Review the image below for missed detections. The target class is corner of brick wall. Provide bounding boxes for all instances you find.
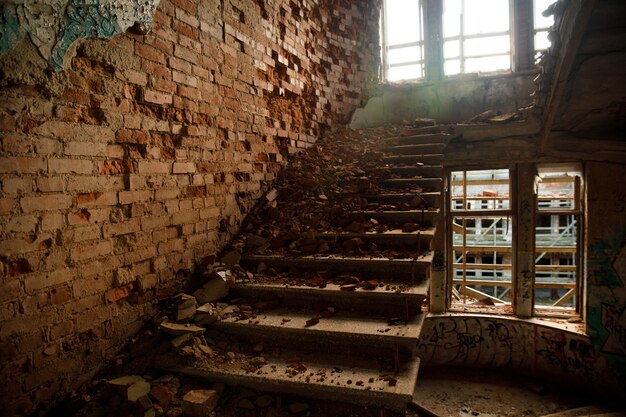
[0,0,381,413]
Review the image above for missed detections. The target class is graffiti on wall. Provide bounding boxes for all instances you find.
[601,303,626,356]
[0,0,160,70]
[419,316,613,389]
[418,316,533,369]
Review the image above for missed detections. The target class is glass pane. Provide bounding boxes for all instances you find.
[535,30,551,51]
[385,0,422,46]
[464,35,510,57]
[451,169,510,211]
[388,46,422,65]
[444,40,460,59]
[445,59,461,76]
[443,0,462,37]
[537,166,580,211]
[464,0,509,35]
[465,55,511,73]
[534,0,556,30]
[452,215,513,306]
[535,214,577,309]
[388,64,423,81]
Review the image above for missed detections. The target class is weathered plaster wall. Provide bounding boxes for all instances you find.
[585,162,626,385]
[350,72,535,128]
[418,314,623,396]
[0,0,381,414]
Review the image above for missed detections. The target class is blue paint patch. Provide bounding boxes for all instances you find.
[49,0,121,70]
[0,4,24,55]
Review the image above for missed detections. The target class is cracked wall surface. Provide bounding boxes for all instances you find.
[0,0,381,414]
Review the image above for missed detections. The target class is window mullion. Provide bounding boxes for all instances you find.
[514,164,535,318]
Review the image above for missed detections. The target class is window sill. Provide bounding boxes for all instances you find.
[381,68,541,88]
[429,310,586,335]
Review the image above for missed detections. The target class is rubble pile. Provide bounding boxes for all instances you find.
[230,126,434,259]
[61,124,434,417]
[62,277,413,417]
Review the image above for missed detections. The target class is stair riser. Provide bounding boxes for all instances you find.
[351,214,436,227]
[395,134,450,145]
[231,286,426,317]
[379,179,442,192]
[241,258,431,280]
[383,155,443,165]
[383,144,446,154]
[363,193,440,207]
[212,324,418,358]
[388,166,443,177]
[317,233,433,249]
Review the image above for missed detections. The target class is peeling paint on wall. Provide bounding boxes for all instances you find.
[0,0,160,71]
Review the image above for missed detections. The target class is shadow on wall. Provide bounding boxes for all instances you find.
[351,73,534,128]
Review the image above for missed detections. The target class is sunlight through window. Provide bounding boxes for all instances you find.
[534,0,556,58]
[443,0,511,76]
[383,0,424,81]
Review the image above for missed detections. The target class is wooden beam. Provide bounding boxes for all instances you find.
[545,134,626,164]
[554,288,576,306]
[538,0,597,152]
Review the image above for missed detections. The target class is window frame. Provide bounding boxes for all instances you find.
[445,163,584,318]
[442,0,512,76]
[381,0,545,83]
[447,166,515,310]
[382,0,426,82]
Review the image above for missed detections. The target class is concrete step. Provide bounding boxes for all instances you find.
[540,406,621,417]
[156,350,420,412]
[382,154,444,165]
[392,133,452,145]
[316,228,435,247]
[399,125,451,136]
[384,165,444,177]
[379,177,442,190]
[231,281,428,317]
[242,254,433,280]
[354,209,440,225]
[362,192,441,207]
[213,307,425,352]
[383,143,446,155]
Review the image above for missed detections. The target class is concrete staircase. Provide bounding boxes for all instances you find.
[159,127,449,412]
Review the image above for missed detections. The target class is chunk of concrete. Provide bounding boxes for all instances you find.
[159,321,205,336]
[194,278,229,304]
[182,389,220,416]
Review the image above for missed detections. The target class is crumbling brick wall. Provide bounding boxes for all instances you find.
[0,0,381,413]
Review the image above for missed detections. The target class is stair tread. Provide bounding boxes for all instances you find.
[357,207,439,212]
[380,177,442,182]
[316,227,436,238]
[215,307,425,343]
[245,252,434,264]
[233,280,429,297]
[383,144,446,153]
[156,349,420,410]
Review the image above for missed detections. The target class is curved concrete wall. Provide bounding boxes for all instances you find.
[418,314,624,397]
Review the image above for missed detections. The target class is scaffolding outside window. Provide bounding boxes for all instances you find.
[448,165,583,317]
[450,169,513,308]
[534,164,582,313]
[382,0,425,81]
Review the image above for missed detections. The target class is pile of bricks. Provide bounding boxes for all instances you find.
[0,0,381,414]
